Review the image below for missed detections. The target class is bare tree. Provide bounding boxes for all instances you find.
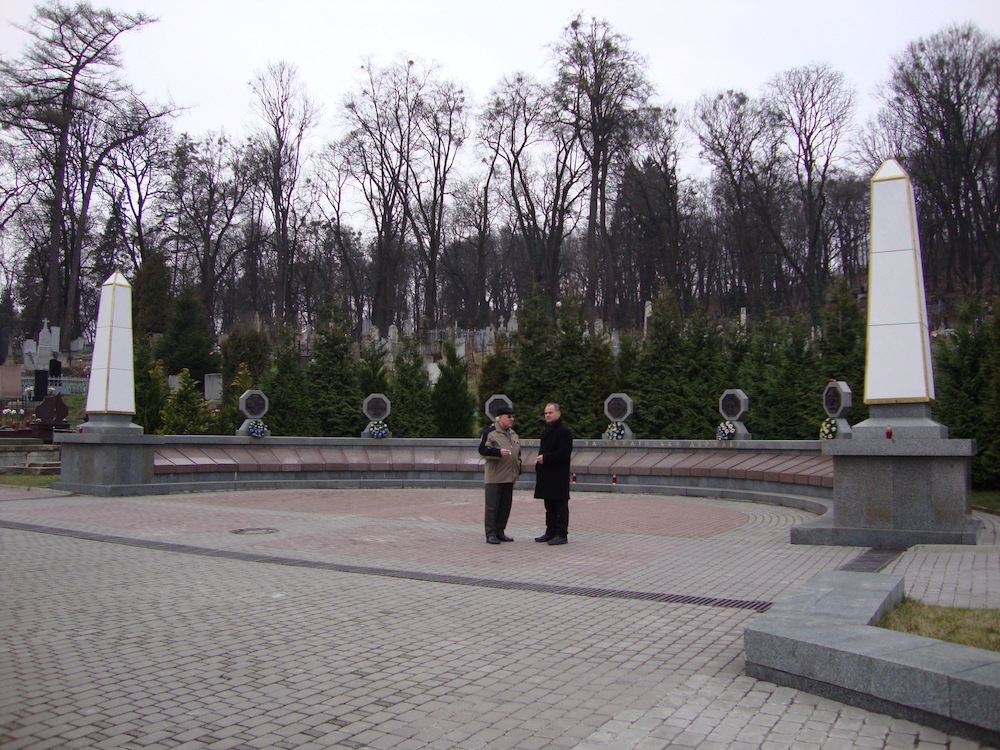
[692,90,791,316]
[877,22,1000,294]
[610,106,696,324]
[403,74,468,327]
[63,99,172,343]
[552,14,653,320]
[442,172,500,327]
[0,1,170,346]
[764,63,857,321]
[480,73,586,308]
[0,137,40,234]
[104,116,174,271]
[315,141,368,328]
[165,133,254,320]
[249,60,319,323]
[339,57,424,333]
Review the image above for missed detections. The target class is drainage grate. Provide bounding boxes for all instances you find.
[838,547,906,573]
[1,520,772,613]
[229,527,279,535]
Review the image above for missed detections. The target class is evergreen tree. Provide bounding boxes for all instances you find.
[158,368,213,435]
[309,311,363,436]
[261,331,319,436]
[133,338,168,434]
[359,337,390,396]
[736,314,823,439]
[612,332,641,395]
[542,298,616,439]
[720,317,751,388]
[933,299,991,485]
[215,326,271,435]
[389,336,433,438]
[631,291,684,438]
[817,279,867,425]
[507,297,558,438]
[548,300,592,435]
[220,325,271,388]
[431,341,475,438]
[154,287,219,386]
[132,250,172,338]
[769,317,823,438]
[215,363,254,435]
[477,333,513,431]
[673,303,726,439]
[978,299,1000,488]
[583,329,617,438]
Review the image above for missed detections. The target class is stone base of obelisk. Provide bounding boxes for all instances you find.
[80,413,144,436]
[53,414,150,495]
[792,406,980,546]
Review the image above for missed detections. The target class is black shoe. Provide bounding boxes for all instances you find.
[497,533,514,542]
[535,534,553,543]
[547,536,567,546]
[486,535,502,544]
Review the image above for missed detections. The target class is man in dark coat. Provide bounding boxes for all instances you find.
[533,403,573,545]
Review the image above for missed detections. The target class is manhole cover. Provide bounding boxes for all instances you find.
[229,527,279,535]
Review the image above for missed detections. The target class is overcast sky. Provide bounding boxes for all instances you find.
[3,0,1000,148]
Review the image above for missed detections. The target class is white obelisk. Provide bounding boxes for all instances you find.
[84,271,142,433]
[855,158,945,438]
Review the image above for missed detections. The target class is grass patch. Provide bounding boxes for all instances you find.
[972,489,1000,514]
[879,598,1000,653]
[0,474,60,488]
[62,394,86,429]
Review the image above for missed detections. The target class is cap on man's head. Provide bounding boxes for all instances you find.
[494,405,515,416]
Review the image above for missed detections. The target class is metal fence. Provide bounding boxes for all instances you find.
[20,376,88,397]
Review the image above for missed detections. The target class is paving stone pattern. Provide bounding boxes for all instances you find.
[1,487,997,749]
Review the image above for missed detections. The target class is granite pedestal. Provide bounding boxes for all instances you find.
[792,405,979,546]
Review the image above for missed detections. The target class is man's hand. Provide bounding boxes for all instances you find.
[536,454,544,464]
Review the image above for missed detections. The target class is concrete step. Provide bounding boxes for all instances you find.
[6,462,60,475]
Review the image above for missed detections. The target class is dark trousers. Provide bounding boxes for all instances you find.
[543,497,569,538]
[485,483,513,537]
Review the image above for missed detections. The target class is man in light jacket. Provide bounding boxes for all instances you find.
[478,405,521,544]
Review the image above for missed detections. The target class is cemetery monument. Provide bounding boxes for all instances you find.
[792,160,978,546]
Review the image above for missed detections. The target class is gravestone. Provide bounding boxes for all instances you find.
[718,389,751,440]
[0,365,20,399]
[21,340,37,371]
[602,393,634,440]
[236,389,270,437]
[361,393,392,438]
[30,321,55,372]
[203,373,223,403]
[32,370,47,402]
[823,380,853,439]
[33,394,70,443]
[484,394,513,421]
[48,353,63,388]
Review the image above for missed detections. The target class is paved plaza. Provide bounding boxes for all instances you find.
[2,485,998,749]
